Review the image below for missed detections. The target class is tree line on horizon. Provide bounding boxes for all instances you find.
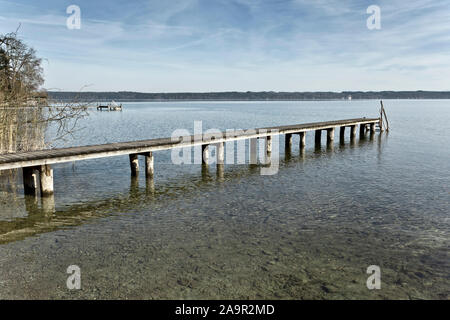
[48,90,450,101]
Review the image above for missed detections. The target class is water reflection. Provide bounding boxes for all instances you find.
[216,164,225,181]
[145,177,155,195]
[0,135,383,245]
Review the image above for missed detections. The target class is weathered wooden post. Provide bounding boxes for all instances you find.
[379,101,385,132]
[266,136,272,154]
[370,123,375,135]
[23,166,38,196]
[350,125,356,140]
[327,128,335,144]
[217,142,225,165]
[39,164,54,197]
[285,134,292,150]
[144,152,154,179]
[339,127,345,143]
[315,130,322,146]
[299,132,305,149]
[217,141,225,178]
[129,154,139,176]
[202,144,209,165]
[250,138,257,164]
[359,123,366,138]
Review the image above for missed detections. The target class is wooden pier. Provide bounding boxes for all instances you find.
[0,117,380,197]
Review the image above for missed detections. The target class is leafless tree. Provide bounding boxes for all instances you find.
[0,27,45,103]
[0,29,90,154]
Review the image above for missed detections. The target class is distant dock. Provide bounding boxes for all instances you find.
[0,117,380,197]
[96,101,122,111]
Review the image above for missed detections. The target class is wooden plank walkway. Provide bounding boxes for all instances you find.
[0,118,378,171]
[0,117,380,197]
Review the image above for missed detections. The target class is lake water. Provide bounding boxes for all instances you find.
[0,100,449,299]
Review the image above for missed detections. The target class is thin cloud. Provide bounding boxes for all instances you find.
[1,0,448,91]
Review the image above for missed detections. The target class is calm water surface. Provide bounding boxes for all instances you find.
[0,100,449,299]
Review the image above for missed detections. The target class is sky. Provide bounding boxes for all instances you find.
[0,0,449,92]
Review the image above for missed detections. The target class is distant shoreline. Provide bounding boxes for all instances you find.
[47,91,450,102]
[49,98,450,103]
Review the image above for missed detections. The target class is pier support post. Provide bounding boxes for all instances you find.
[202,144,209,165]
[315,130,322,146]
[217,143,224,180]
[23,166,38,196]
[144,152,154,179]
[370,123,375,134]
[360,124,366,138]
[327,128,335,144]
[266,136,272,154]
[350,125,356,140]
[39,164,54,197]
[250,138,257,164]
[216,142,224,165]
[285,134,292,151]
[339,127,345,143]
[129,154,139,176]
[299,132,305,149]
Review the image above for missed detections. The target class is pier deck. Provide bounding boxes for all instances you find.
[0,117,380,197]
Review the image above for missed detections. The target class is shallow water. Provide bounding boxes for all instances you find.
[0,100,449,299]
